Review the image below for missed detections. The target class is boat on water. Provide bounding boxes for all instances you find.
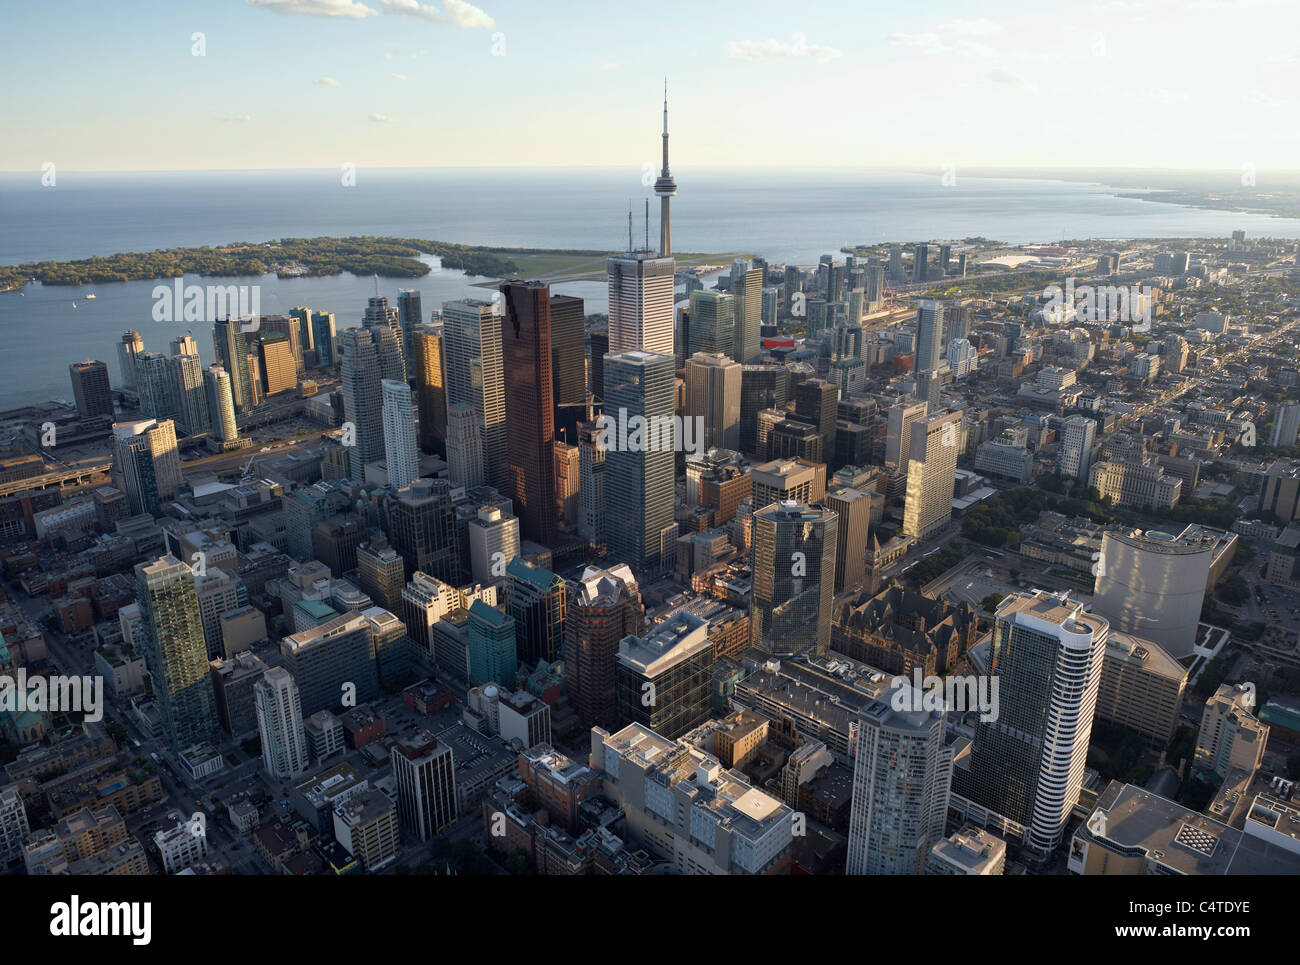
[85,293,96,299]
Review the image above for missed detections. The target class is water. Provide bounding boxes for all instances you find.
[2,167,1298,410]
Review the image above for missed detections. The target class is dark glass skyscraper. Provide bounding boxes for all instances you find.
[69,360,114,419]
[549,294,586,444]
[501,280,557,546]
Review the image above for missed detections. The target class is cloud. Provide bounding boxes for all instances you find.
[727,33,842,65]
[888,21,1000,58]
[986,68,1024,85]
[389,73,408,80]
[377,0,494,28]
[221,114,255,122]
[245,0,377,17]
[944,18,1002,36]
[315,76,343,87]
[369,112,394,122]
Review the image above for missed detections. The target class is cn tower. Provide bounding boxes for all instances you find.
[653,79,677,257]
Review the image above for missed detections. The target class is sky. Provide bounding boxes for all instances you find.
[3,0,1298,172]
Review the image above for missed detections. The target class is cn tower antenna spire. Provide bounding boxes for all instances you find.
[653,78,677,258]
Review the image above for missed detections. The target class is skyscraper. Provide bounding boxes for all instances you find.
[363,293,407,382]
[687,290,734,358]
[732,259,763,364]
[117,330,144,391]
[257,332,297,396]
[653,80,677,257]
[341,327,384,479]
[739,364,791,456]
[446,403,485,489]
[134,352,176,421]
[794,378,838,468]
[279,610,382,716]
[411,321,447,456]
[213,317,255,414]
[607,251,676,357]
[397,289,422,372]
[204,365,238,444]
[914,300,944,408]
[846,697,951,875]
[751,500,837,657]
[392,733,456,840]
[604,351,677,577]
[381,379,419,490]
[467,505,520,586]
[684,352,741,452]
[902,410,963,540]
[381,478,460,584]
[167,354,210,436]
[501,280,557,546]
[1059,415,1097,481]
[69,360,113,420]
[310,310,337,368]
[578,420,606,546]
[467,598,517,687]
[615,610,713,740]
[958,592,1107,866]
[135,555,219,751]
[565,564,643,729]
[827,486,870,592]
[110,418,182,516]
[443,298,508,491]
[504,556,566,667]
[549,294,586,444]
[255,666,308,779]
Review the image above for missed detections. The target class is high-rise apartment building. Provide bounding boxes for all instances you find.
[110,418,182,516]
[381,378,419,489]
[135,555,220,751]
[213,317,256,413]
[846,697,951,875]
[255,666,309,779]
[117,330,144,391]
[341,327,385,479]
[204,365,239,444]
